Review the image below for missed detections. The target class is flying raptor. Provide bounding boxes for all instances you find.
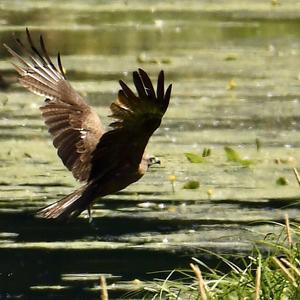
[4,29,172,220]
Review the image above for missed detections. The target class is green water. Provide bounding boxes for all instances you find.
[1,0,300,298]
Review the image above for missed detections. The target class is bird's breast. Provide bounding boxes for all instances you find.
[94,163,144,197]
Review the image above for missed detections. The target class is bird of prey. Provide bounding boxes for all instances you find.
[4,29,172,220]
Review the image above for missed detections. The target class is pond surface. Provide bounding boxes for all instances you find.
[1,0,300,298]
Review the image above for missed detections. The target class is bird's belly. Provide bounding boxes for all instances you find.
[95,171,143,197]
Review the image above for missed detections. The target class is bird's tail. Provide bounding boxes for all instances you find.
[36,184,88,220]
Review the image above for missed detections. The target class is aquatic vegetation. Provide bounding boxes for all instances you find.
[202,148,211,158]
[183,180,200,190]
[224,146,256,167]
[255,138,261,152]
[224,54,238,61]
[139,216,300,300]
[276,176,289,186]
[168,175,177,193]
[2,1,300,299]
[184,152,205,163]
[226,79,237,90]
[184,148,211,163]
[137,52,172,65]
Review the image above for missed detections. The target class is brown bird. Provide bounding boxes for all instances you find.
[4,29,172,220]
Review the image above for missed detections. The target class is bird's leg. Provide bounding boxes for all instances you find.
[88,205,93,223]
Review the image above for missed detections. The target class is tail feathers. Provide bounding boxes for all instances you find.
[36,185,88,220]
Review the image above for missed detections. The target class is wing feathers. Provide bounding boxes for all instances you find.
[44,113,70,125]
[48,119,71,134]
[89,68,172,180]
[15,36,60,83]
[110,102,133,119]
[19,77,59,99]
[119,79,139,101]
[156,70,165,102]
[39,34,61,77]
[133,71,148,100]
[5,29,171,185]
[5,29,103,182]
[57,52,67,79]
[138,68,156,99]
[117,90,138,111]
[111,69,172,126]
[53,128,75,148]
[57,131,79,154]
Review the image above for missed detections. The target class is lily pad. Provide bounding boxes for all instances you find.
[184,153,204,163]
[276,177,289,186]
[224,146,241,162]
[224,147,255,167]
[183,180,200,189]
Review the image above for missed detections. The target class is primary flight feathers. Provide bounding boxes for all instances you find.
[4,28,172,219]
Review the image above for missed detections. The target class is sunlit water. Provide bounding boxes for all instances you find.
[1,0,300,298]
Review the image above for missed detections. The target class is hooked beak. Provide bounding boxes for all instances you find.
[148,156,161,167]
[153,157,161,165]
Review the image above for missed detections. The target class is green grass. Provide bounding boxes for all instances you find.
[135,215,300,300]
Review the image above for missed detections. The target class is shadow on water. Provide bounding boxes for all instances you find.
[0,209,262,299]
[0,188,299,298]
[0,212,225,299]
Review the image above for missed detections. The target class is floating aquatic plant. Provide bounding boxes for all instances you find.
[224,146,255,167]
[183,180,200,189]
[185,148,211,163]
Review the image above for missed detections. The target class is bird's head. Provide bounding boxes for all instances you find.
[145,155,161,168]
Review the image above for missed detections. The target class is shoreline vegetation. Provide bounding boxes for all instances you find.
[98,213,300,299]
[97,171,300,299]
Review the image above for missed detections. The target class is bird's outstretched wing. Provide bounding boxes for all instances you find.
[4,29,104,182]
[89,68,172,180]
